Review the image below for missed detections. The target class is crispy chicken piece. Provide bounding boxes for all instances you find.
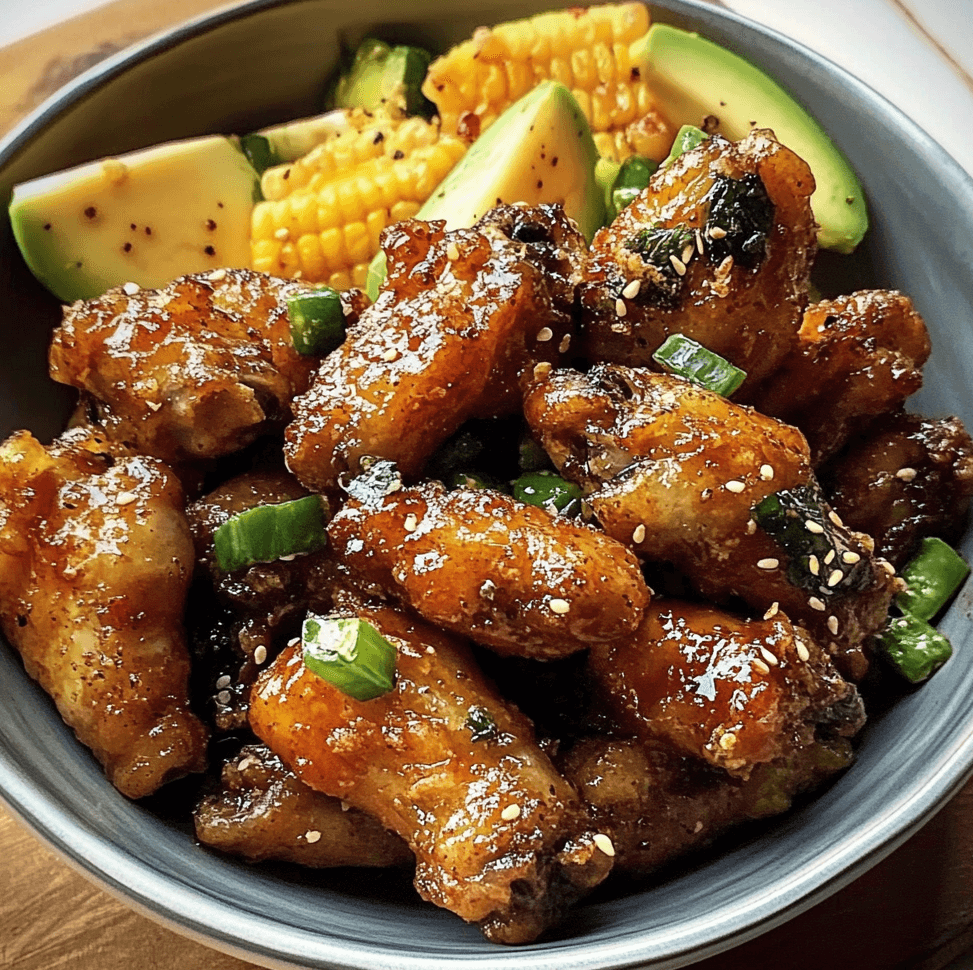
[588,599,864,778]
[749,291,931,465]
[194,743,412,868]
[48,269,366,466]
[186,470,340,730]
[284,210,575,494]
[249,602,613,943]
[579,129,816,391]
[524,366,899,679]
[327,463,650,660]
[824,412,973,567]
[0,428,208,797]
[561,734,854,875]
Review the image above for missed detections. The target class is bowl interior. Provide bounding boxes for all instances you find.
[2,2,973,969]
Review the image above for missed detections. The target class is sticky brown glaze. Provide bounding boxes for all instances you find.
[48,268,365,466]
[283,212,572,494]
[524,365,898,679]
[327,469,650,660]
[579,130,816,391]
[749,291,931,465]
[561,734,854,876]
[186,470,341,730]
[194,743,412,868]
[823,412,973,567]
[0,428,208,797]
[587,599,864,778]
[249,603,613,943]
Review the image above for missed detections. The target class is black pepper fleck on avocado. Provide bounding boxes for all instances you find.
[84,206,97,219]
[205,219,217,231]
[204,245,216,256]
[122,242,132,253]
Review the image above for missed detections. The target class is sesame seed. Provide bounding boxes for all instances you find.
[827,569,844,587]
[340,801,351,812]
[403,513,418,532]
[594,833,615,856]
[62,565,78,579]
[763,602,780,619]
[274,227,290,240]
[382,348,398,362]
[809,596,827,612]
[896,467,918,482]
[759,645,779,666]
[752,658,770,675]
[215,675,232,689]
[829,510,844,527]
[808,555,820,576]
[824,550,836,565]
[709,226,728,239]
[757,558,779,570]
[559,333,571,353]
[254,645,268,665]
[681,243,695,265]
[632,523,646,544]
[622,279,641,299]
[669,254,687,276]
[501,804,521,821]
[217,690,231,705]
[615,298,628,317]
[695,229,705,255]
[237,756,254,771]
[718,732,737,750]
[207,268,227,282]
[533,361,552,380]
[693,820,704,834]
[759,464,774,481]
[842,551,861,564]
[122,281,140,295]
[610,321,629,333]
[288,637,300,648]
[725,479,745,493]
[536,327,554,342]
[746,518,757,535]
[827,615,840,636]
[549,598,571,614]
[116,491,137,506]
[446,242,460,261]
[796,640,810,662]
[879,560,896,575]
[806,520,825,534]
[305,830,322,843]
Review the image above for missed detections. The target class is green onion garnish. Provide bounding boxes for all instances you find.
[652,333,746,396]
[878,612,953,684]
[287,288,346,356]
[512,470,583,516]
[240,133,282,177]
[302,615,397,701]
[896,537,970,621]
[664,124,707,167]
[465,705,499,742]
[213,495,328,572]
[611,155,657,216]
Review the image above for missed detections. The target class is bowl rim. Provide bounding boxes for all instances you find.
[2,2,973,969]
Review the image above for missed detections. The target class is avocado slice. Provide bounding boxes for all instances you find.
[366,80,605,298]
[9,135,259,302]
[241,110,353,174]
[329,38,435,119]
[632,24,868,254]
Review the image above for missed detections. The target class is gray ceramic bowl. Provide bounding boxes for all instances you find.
[2,1,973,968]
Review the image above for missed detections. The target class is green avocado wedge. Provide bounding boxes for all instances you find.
[632,24,868,254]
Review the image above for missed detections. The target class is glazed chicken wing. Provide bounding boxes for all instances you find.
[48,268,363,466]
[327,462,650,660]
[524,365,898,679]
[249,603,613,943]
[579,129,816,390]
[0,428,208,797]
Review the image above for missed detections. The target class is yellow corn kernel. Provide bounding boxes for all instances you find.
[328,269,353,291]
[250,237,282,274]
[365,208,387,252]
[350,264,369,289]
[319,227,346,270]
[344,221,372,265]
[389,200,421,223]
[295,233,326,281]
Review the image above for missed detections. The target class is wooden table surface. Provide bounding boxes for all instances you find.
[3,2,973,968]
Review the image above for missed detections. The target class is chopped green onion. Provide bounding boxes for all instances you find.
[611,155,657,216]
[896,537,970,621]
[652,333,746,397]
[213,495,328,572]
[512,470,583,515]
[518,433,551,473]
[595,156,623,223]
[465,705,499,742]
[447,470,495,491]
[287,288,346,356]
[664,124,707,167]
[302,615,397,700]
[240,133,281,177]
[878,612,953,684]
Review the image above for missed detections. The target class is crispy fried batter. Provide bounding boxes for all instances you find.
[0,428,208,797]
[750,291,931,464]
[579,130,816,390]
[327,465,649,660]
[48,269,360,465]
[194,743,412,868]
[249,602,613,943]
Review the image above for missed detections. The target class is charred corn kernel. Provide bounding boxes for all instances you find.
[424,3,673,162]
[250,108,466,286]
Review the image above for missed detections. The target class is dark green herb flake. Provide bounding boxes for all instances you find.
[704,173,774,269]
[465,706,499,742]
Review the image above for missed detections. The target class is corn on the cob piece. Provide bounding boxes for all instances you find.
[423,3,675,163]
[250,110,466,290]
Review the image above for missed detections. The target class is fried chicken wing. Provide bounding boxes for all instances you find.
[750,291,931,464]
[0,428,208,797]
[284,211,574,494]
[824,412,973,567]
[327,463,650,660]
[249,603,613,943]
[579,130,816,390]
[194,743,412,868]
[524,365,898,678]
[587,599,864,778]
[48,269,364,465]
